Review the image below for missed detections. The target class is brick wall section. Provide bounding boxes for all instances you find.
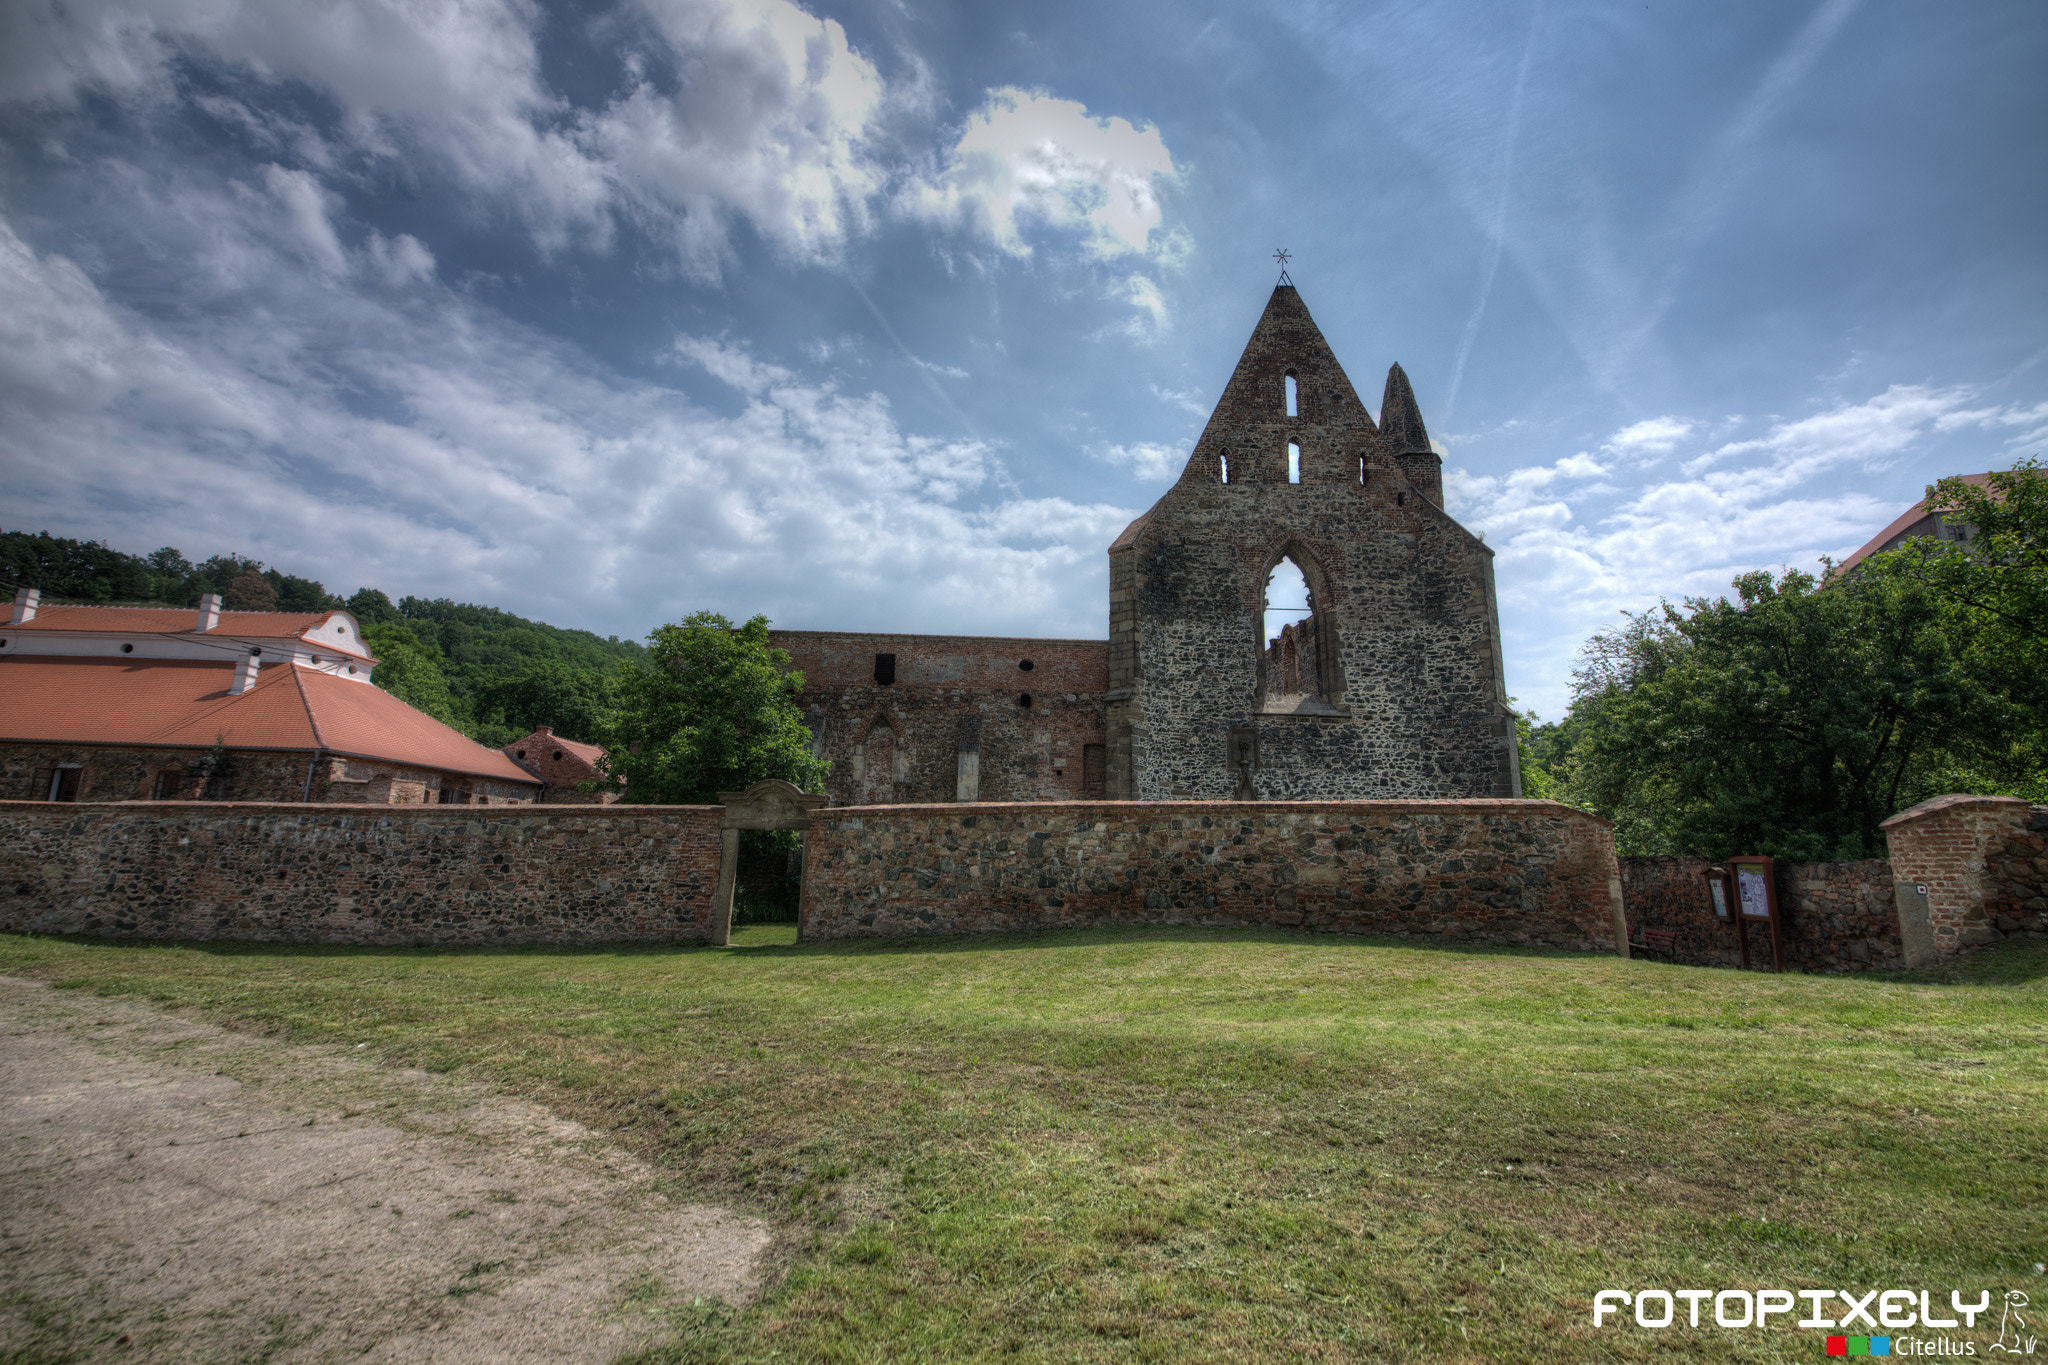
[1106,285,1518,803]
[1619,856,1903,972]
[770,631,1109,805]
[800,799,1621,951]
[0,801,719,945]
[1882,794,2048,953]
[1,743,536,806]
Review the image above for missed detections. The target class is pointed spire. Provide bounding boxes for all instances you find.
[1380,363,1432,455]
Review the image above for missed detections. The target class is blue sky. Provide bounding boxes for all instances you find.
[2,0,2043,719]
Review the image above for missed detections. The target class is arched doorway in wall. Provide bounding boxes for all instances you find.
[1259,550,1345,716]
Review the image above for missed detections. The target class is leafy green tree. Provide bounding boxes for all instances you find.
[600,612,826,804]
[346,587,401,625]
[1566,566,1973,859]
[1853,458,2048,798]
[477,660,618,744]
[361,620,459,727]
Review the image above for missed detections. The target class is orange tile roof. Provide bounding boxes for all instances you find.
[9,604,338,637]
[0,656,538,785]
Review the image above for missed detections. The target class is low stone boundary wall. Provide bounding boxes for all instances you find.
[0,801,723,946]
[1620,856,1902,972]
[799,799,1626,952]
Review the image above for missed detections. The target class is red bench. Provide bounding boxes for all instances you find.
[1629,927,1679,959]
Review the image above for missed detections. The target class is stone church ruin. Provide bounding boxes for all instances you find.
[778,282,1522,806]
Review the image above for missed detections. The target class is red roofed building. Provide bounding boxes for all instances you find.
[1,589,541,804]
[504,726,620,804]
[1834,472,1995,576]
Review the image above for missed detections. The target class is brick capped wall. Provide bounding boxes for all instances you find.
[799,799,1623,951]
[1882,795,2048,954]
[771,631,1109,806]
[1106,285,1519,803]
[1620,856,1903,973]
[0,801,719,945]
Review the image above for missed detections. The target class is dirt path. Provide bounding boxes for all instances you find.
[0,975,771,1362]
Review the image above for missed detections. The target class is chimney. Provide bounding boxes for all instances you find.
[196,593,222,632]
[535,725,553,737]
[231,649,261,695]
[9,587,38,625]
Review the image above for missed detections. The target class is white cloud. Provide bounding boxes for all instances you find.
[0,200,1132,641]
[1100,442,1184,482]
[908,88,1177,260]
[1602,416,1690,456]
[2,0,1183,283]
[1449,388,2040,717]
[590,0,889,277]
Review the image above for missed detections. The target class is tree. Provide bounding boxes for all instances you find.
[600,612,826,804]
[1852,457,2048,798]
[346,587,401,625]
[361,620,459,726]
[476,660,618,744]
[1565,566,1973,859]
[221,567,277,610]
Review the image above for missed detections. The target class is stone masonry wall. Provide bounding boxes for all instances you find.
[1882,794,2048,954]
[771,631,1109,806]
[1107,285,1518,804]
[800,799,1622,951]
[0,801,719,945]
[1620,856,1903,973]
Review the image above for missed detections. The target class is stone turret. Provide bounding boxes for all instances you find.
[1379,362,1443,508]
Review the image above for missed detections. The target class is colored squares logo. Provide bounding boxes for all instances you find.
[1825,1337,1891,1356]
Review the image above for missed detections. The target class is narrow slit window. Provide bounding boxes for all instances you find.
[1287,442,1301,484]
[1219,453,1230,483]
[1284,372,1298,417]
[1359,456,1368,485]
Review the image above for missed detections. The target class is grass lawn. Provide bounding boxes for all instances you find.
[1,926,2043,1363]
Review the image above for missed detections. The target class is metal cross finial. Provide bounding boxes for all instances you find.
[1273,248,1293,285]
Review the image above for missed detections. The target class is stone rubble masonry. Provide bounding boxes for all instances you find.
[799,799,1622,952]
[1107,285,1519,804]
[1619,856,1903,973]
[770,631,1109,806]
[1882,794,2048,953]
[1,743,536,806]
[0,801,720,945]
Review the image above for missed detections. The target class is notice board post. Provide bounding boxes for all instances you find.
[1728,855,1783,972]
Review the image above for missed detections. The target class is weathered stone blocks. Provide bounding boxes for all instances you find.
[800,799,1620,951]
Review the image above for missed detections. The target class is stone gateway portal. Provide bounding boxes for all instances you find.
[776,282,1522,806]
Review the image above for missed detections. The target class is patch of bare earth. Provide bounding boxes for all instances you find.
[0,975,771,1363]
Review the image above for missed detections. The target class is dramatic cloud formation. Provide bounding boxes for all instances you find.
[908,88,1177,260]
[0,0,2039,720]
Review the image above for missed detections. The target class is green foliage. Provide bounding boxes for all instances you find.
[360,621,460,726]
[1563,566,1975,859]
[474,660,620,750]
[0,529,343,611]
[1539,457,2047,856]
[600,612,827,804]
[732,829,803,924]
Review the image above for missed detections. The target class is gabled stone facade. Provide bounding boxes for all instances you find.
[1105,284,1520,800]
